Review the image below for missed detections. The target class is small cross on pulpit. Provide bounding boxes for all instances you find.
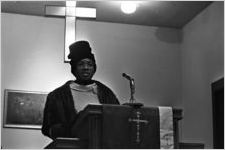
[128,111,149,143]
[163,133,174,148]
[45,1,96,62]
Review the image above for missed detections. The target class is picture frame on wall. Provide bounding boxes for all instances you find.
[3,89,48,129]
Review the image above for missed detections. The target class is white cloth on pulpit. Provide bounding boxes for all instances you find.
[159,106,174,149]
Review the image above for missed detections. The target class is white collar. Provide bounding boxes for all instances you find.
[70,82,97,93]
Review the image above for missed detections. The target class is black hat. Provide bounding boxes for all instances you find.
[68,40,96,64]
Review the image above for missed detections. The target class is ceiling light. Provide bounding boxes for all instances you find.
[121,1,138,14]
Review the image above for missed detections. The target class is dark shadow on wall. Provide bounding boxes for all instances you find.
[155,28,182,44]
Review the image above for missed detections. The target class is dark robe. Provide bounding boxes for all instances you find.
[41,80,120,139]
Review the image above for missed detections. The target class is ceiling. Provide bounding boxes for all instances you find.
[1,1,213,28]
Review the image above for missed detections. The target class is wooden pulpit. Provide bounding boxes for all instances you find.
[45,104,182,149]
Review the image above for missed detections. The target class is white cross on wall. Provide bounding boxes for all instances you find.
[45,1,96,62]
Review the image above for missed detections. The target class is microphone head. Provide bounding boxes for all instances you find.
[122,73,132,80]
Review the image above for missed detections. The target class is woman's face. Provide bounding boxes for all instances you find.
[73,58,95,82]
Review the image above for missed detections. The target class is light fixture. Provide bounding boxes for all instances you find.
[121,1,138,14]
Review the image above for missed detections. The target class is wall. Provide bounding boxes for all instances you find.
[76,21,182,106]
[181,2,224,148]
[1,13,181,148]
[1,13,68,149]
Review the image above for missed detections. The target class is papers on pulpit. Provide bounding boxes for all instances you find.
[159,106,174,149]
[56,137,80,141]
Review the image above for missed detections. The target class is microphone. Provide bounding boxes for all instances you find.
[122,73,133,80]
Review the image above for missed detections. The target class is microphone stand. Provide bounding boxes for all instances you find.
[123,74,143,108]
[130,78,135,103]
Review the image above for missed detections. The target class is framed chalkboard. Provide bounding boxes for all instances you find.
[3,89,48,129]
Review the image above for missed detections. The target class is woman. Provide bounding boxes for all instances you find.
[42,41,119,139]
